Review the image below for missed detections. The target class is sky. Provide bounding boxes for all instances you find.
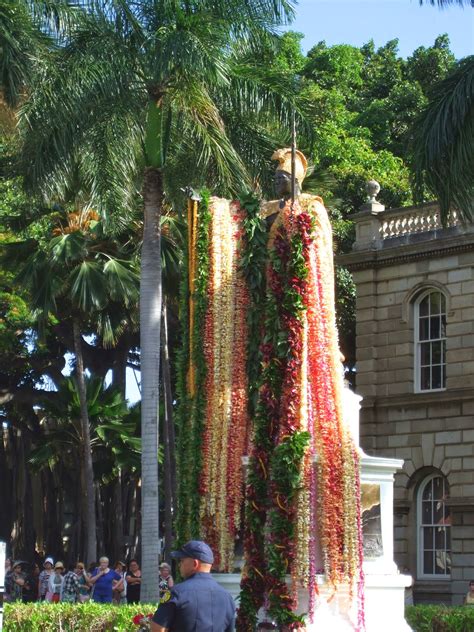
[287,0,473,59]
[125,0,472,405]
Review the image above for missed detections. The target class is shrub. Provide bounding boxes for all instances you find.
[4,602,157,631]
[6,602,474,631]
[406,605,474,632]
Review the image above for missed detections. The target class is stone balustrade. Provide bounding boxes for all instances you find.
[352,200,468,252]
[379,204,459,240]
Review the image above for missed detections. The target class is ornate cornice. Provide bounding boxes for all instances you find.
[338,234,474,271]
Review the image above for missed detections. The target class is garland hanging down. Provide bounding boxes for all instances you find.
[199,198,250,571]
[237,196,364,632]
[176,193,250,571]
[176,190,364,629]
[176,191,212,545]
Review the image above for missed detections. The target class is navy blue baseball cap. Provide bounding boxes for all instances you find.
[170,540,214,564]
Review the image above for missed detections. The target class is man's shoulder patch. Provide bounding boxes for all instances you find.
[160,590,171,604]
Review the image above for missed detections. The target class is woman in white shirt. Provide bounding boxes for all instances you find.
[46,562,64,602]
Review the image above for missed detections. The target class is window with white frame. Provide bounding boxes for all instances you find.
[414,290,446,392]
[417,474,451,578]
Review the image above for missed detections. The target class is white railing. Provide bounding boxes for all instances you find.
[379,205,459,240]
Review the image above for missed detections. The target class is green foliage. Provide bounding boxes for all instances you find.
[4,602,156,631]
[175,189,211,544]
[406,605,474,632]
[298,34,458,215]
[335,266,356,368]
[407,35,456,96]
[2,208,140,346]
[305,42,364,94]
[270,31,306,74]
[238,191,268,415]
[29,377,142,477]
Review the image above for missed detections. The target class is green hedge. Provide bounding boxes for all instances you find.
[5,603,474,631]
[406,605,474,632]
[4,602,157,631]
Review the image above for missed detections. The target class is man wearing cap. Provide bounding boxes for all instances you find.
[151,540,235,632]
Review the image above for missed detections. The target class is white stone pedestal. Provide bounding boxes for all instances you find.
[364,573,412,632]
[214,572,412,631]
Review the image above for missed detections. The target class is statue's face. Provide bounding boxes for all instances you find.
[274,170,292,198]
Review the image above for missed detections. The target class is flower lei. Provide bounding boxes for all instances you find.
[237,193,274,632]
[176,192,364,629]
[176,193,250,569]
[176,190,212,544]
[199,198,250,570]
[238,199,364,631]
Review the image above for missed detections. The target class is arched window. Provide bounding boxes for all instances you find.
[417,474,451,578]
[414,290,446,392]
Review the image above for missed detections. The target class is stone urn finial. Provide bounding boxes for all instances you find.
[366,179,380,203]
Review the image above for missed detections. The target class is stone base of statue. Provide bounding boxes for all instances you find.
[214,570,411,631]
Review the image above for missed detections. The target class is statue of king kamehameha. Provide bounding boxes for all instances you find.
[177,149,364,632]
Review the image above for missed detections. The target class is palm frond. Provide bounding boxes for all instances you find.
[69,260,108,312]
[412,56,474,222]
[50,232,88,264]
[79,101,144,232]
[419,0,472,6]
[18,13,143,201]
[0,0,48,106]
[103,257,139,306]
[168,82,250,194]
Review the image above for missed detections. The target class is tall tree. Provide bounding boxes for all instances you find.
[18,0,301,601]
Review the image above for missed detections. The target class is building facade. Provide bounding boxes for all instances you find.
[340,195,474,606]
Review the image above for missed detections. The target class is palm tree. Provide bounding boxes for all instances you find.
[3,206,140,564]
[412,55,474,222]
[30,376,142,560]
[18,0,301,602]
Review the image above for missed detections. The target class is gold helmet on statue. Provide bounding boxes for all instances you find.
[271,148,308,185]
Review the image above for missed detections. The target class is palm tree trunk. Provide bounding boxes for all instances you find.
[73,317,97,565]
[112,346,128,562]
[161,299,176,562]
[0,428,12,542]
[140,165,163,603]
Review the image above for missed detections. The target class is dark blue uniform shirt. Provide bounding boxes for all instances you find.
[152,572,235,631]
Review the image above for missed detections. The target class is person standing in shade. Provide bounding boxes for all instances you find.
[89,556,122,604]
[62,563,80,603]
[5,561,26,603]
[75,562,91,603]
[151,541,235,632]
[47,562,64,602]
[125,559,142,604]
[23,563,40,602]
[112,561,127,605]
[38,557,54,601]
[158,562,174,598]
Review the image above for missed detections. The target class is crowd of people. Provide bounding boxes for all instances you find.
[4,556,174,605]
